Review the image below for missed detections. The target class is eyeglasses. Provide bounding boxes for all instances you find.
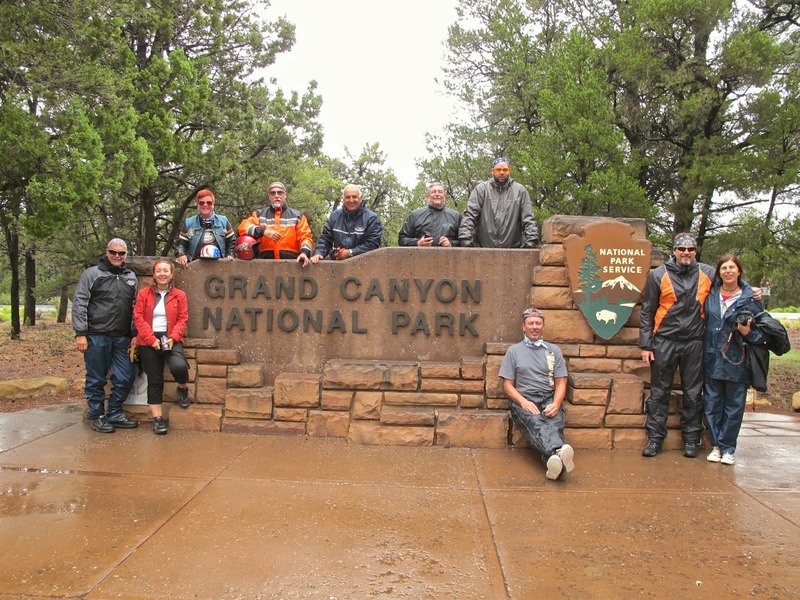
[107,250,127,257]
[675,247,696,253]
[269,190,285,196]
[197,200,213,206]
[492,167,510,174]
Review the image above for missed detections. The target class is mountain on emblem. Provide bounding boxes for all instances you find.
[563,221,651,340]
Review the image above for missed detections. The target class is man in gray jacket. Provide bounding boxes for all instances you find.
[459,157,539,248]
[398,182,461,247]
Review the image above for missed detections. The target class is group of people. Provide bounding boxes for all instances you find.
[639,234,764,466]
[73,239,191,435]
[73,165,765,475]
[174,158,539,266]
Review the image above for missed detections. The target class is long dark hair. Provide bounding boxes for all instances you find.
[715,254,744,288]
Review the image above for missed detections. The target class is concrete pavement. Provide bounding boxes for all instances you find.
[1,405,798,599]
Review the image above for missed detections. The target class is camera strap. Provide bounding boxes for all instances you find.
[721,330,747,366]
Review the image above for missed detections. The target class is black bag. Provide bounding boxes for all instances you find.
[752,311,791,356]
[747,343,770,392]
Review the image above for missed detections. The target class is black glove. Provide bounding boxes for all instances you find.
[252,226,265,238]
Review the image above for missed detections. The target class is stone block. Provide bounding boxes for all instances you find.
[380,406,436,426]
[195,377,227,404]
[184,337,218,349]
[321,390,353,411]
[606,346,643,359]
[274,373,320,408]
[579,345,607,358]
[623,360,650,383]
[605,414,645,428]
[436,411,509,448]
[563,428,613,449]
[510,423,529,448]
[539,243,565,266]
[793,391,800,412]
[353,391,383,419]
[542,216,646,243]
[485,355,504,398]
[386,363,419,390]
[227,364,264,388]
[486,397,510,410]
[530,286,573,310]
[169,405,223,432]
[460,356,485,380]
[606,326,640,345]
[568,388,609,406]
[559,343,581,357]
[565,405,605,427]
[661,433,685,450]
[569,358,622,373]
[183,348,196,359]
[569,373,613,389]
[612,428,648,449]
[542,310,594,343]
[460,394,485,408]
[532,266,569,286]
[307,411,350,437]
[347,421,434,446]
[420,378,484,394]
[222,418,306,435]
[225,387,273,418]
[195,348,241,365]
[421,362,460,378]
[196,364,228,378]
[273,407,308,422]
[383,392,458,407]
[607,375,644,414]
[484,343,511,356]
[323,361,386,389]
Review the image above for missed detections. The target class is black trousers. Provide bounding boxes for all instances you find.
[645,336,704,444]
[138,341,189,405]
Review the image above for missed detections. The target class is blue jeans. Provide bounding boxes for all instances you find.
[509,397,566,461]
[84,335,136,419]
[704,378,748,454]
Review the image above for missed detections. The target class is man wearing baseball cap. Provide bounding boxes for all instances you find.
[500,307,575,481]
[238,182,314,266]
[459,157,539,248]
[639,233,715,458]
[72,238,139,433]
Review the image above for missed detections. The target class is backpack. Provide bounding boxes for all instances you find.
[752,311,791,356]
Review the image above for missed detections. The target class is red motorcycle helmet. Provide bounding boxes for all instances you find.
[235,235,259,260]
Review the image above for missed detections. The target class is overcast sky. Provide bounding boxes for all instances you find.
[263,0,460,187]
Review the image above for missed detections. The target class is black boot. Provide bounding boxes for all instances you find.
[642,440,662,457]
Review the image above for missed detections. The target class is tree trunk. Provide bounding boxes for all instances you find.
[23,246,36,327]
[141,186,157,255]
[3,225,21,339]
[57,284,69,323]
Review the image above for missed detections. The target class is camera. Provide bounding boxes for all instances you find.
[736,311,753,325]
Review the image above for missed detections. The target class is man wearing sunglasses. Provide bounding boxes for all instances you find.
[175,189,236,265]
[639,233,715,459]
[72,238,139,433]
[458,157,539,248]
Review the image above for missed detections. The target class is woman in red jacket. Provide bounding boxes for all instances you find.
[134,258,190,434]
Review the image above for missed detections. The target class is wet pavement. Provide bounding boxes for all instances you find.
[1,405,798,599]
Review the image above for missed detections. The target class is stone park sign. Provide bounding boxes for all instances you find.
[563,221,652,340]
[176,248,538,383]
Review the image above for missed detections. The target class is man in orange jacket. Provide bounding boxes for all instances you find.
[237,182,314,266]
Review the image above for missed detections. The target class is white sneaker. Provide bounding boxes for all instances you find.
[558,444,575,473]
[546,454,564,480]
[720,452,735,465]
[707,446,722,462]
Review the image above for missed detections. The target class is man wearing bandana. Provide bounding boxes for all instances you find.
[500,307,575,481]
[459,157,539,248]
[175,189,236,265]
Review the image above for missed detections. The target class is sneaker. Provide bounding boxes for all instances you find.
[106,414,139,429]
[558,444,575,474]
[545,454,563,480]
[642,440,662,457]
[177,386,190,408]
[153,417,168,435]
[91,416,115,433]
[707,446,722,462]
[683,442,700,458]
[720,452,735,465]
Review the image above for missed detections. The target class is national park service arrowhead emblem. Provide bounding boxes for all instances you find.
[563,221,652,340]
